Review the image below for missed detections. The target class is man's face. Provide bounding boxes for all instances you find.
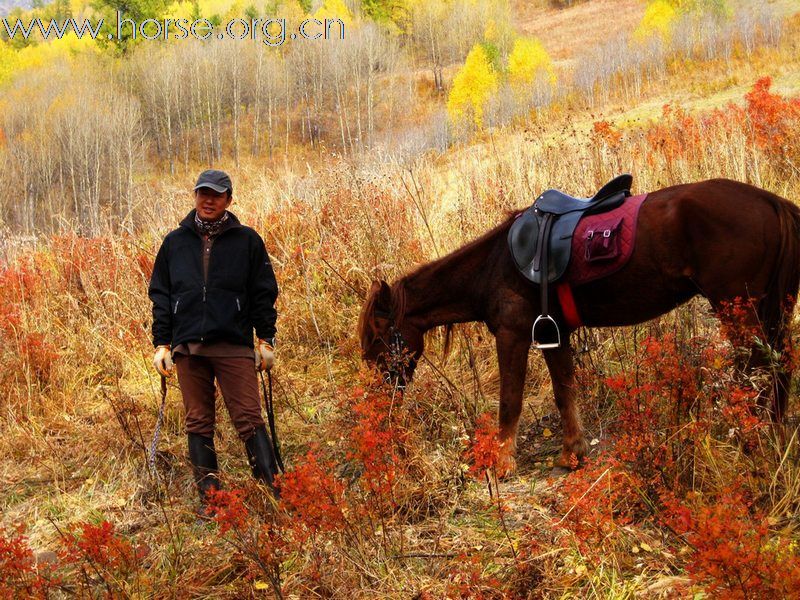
[195,188,232,221]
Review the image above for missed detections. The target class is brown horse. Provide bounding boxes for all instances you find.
[358,179,800,476]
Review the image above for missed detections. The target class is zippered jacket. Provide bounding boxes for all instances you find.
[148,210,279,348]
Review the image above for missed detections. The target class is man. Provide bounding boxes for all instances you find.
[148,169,280,511]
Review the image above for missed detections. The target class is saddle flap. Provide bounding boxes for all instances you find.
[509,175,636,286]
[508,208,580,284]
[508,208,540,275]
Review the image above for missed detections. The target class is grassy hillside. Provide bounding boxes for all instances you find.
[2,0,800,598]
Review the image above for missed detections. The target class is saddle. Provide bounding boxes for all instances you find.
[508,174,633,348]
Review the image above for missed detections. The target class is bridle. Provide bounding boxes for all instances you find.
[373,308,410,389]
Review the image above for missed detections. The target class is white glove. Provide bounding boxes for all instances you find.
[153,345,173,376]
[255,339,275,372]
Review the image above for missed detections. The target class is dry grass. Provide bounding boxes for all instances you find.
[2,2,800,598]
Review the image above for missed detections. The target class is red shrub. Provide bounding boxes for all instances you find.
[345,385,405,495]
[591,119,622,149]
[663,487,800,598]
[556,455,647,553]
[206,489,250,534]
[276,449,346,541]
[465,412,500,480]
[0,527,55,598]
[62,521,137,572]
[745,76,800,161]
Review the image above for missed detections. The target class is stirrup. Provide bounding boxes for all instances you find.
[532,314,561,349]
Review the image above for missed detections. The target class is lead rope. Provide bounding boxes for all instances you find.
[260,370,285,473]
[148,375,168,479]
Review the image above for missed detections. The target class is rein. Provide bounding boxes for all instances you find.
[374,307,409,389]
[148,375,168,479]
[260,370,285,473]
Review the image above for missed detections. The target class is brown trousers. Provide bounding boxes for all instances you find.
[174,354,265,440]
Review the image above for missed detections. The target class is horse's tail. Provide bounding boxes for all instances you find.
[759,193,800,419]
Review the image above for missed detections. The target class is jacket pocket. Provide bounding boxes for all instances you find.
[171,288,203,344]
[204,288,249,344]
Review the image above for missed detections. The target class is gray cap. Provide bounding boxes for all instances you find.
[194,169,233,195]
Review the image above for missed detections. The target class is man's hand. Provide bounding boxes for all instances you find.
[153,345,173,377]
[255,338,275,372]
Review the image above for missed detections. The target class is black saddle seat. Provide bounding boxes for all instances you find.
[535,174,634,214]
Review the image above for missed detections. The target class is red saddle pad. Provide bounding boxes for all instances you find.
[565,193,649,286]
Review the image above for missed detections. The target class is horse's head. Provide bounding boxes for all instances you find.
[358,279,424,388]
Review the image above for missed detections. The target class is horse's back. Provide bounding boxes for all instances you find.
[574,178,798,326]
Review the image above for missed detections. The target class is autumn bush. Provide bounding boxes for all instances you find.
[1,6,800,592]
[535,298,800,597]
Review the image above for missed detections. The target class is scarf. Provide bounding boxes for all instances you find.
[194,210,229,238]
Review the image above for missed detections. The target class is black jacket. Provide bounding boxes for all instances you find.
[148,210,279,348]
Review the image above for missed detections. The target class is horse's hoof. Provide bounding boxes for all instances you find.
[496,453,517,480]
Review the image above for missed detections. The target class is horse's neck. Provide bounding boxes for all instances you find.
[398,230,501,332]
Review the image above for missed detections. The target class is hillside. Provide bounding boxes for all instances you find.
[2,0,800,598]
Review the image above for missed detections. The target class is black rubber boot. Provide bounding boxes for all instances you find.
[244,426,279,499]
[188,433,220,517]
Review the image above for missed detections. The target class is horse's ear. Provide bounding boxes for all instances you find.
[376,280,392,310]
[367,280,382,298]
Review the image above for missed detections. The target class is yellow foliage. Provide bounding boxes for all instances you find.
[483,13,513,50]
[163,0,196,21]
[69,0,91,17]
[507,36,555,91]
[224,0,244,20]
[0,43,20,87]
[279,0,308,22]
[198,0,235,19]
[484,18,497,43]
[313,0,353,26]
[447,44,498,128]
[634,0,677,42]
[1,33,97,87]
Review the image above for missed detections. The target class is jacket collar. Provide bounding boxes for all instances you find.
[179,209,242,237]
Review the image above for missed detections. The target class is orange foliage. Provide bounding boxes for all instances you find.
[547,302,793,595]
[745,76,800,160]
[0,527,57,598]
[592,76,800,175]
[276,449,347,541]
[663,487,800,598]
[465,412,500,480]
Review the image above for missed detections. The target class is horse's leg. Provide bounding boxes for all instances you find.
[542,342,588,468]
[495,328,531,478]
[712,299,785,420]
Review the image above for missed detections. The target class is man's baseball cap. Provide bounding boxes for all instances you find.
[194,169,233,195]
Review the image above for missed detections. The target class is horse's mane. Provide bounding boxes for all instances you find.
[393,212,519,301]
[359,212,519,353]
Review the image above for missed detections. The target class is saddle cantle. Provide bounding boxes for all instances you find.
[507,174,634,348]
